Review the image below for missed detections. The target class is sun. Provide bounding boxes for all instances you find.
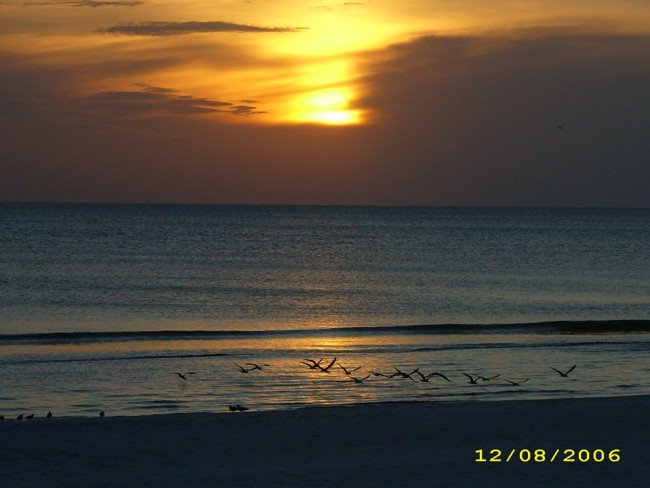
[289,89,362,125]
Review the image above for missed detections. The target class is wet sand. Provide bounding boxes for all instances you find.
[1,395,648,487]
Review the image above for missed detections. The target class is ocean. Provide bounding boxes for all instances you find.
[0,203,648,417]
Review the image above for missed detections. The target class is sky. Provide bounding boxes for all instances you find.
[1,0,649,206]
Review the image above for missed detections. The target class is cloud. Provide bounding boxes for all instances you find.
[99,21,305,36]
[349,27,650,206]
[17,1,144,7]
[80,84,265,117]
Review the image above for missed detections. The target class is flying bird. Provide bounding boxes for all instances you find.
[477,374,500,381]
[350,375,371,384]
[338,363,361,375]
[391,367,416,381]
[503,378,530,386]
[245,363,270,371]
[175,372,196,380]
[369,371,392,378]
[415,371,451,383]
[301,358,325,369]
[462,373,480,384]
[233,362,254,373]
[550,365,576,377]
[316,357,337,373]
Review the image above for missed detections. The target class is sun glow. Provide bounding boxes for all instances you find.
[289,89,362,125]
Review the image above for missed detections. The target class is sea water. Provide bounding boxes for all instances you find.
[0,204,648,417]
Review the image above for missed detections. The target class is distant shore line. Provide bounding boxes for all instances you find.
[1,319,648,345]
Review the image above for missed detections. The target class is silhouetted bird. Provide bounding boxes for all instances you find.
[416,371,451,382]
[369,371,392,378]
[338,363,361,375]
[350,375,371,384]
[233,362,254,373]
[391,367,416,380]
[229,405,249,412]
[550,365,576,377]
[25,414,34,420]
[301,358,325,369]
[462,373,480,384]
[175,372,196,380]
[317,357,337,373]
[46,411,52,419]
[99,411,105,417]
[477,374,500,381]
[503,378,529,386]
[245,363,270,371]
[17,414,23,420]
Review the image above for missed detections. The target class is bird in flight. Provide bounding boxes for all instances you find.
[462,373,481,384]
[300,358,325,369]
[338,363,361,375]
[550,365,576,377]
[477,374,500,381]
[369,371,392,378]
[245,363,270,371]
[415,371,451,383]
[503,378,529,386]
[233,362,256,373]
[350,375,371,384]
[391,367,416,381]
[175,372,196,380]
[316,357,337,373]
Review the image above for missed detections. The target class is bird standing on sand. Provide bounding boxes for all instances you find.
[338,363,361,375]
[25,414,34,420]
[46,411,52,419]
[99,411,105,417]
[175,372,196,380]
[503,378,529,386]
[228,405,249,412]
[17,414,23,420]
[550,365,576,377]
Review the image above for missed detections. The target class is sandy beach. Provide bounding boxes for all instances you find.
[1,395,647,487]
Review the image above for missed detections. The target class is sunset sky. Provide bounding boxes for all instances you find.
[1,0,649,206]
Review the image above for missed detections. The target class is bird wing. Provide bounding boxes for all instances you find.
[462,373,473,380]
[521,378,530,383]
[433,372,451,382]
[566,364,576,374]
[550,367,562,374]
[350,366,361,372]
[324,357,337,371]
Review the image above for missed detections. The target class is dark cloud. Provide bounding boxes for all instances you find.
[1,27,648,207]
[99,21,305,36]
[350,27,650,206]
[80,84,267,117]
[18,1,144,7]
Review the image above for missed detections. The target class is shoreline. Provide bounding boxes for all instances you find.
[2,395,648,487]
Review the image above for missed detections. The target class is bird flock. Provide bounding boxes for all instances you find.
[1,362,577,419]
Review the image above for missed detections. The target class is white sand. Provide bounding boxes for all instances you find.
[1,395,648,487]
